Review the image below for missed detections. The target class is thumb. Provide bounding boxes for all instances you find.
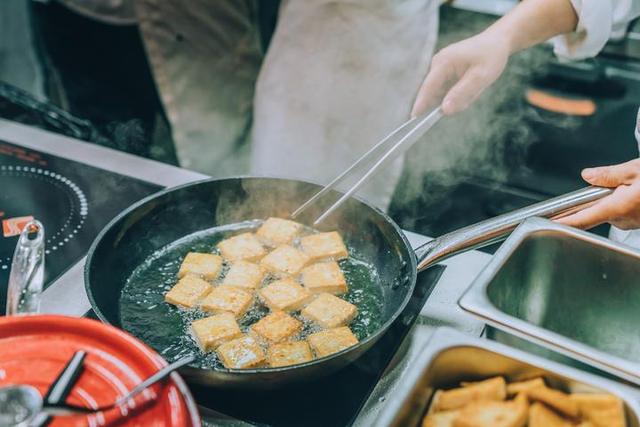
[582,160,638,187]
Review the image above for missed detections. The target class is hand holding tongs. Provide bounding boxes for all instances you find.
[292,106,444,225]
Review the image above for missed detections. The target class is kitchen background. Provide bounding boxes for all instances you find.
[2,0,639,249]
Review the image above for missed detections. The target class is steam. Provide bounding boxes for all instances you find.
[394,9,577,219]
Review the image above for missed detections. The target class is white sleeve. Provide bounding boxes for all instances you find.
[552,0,640,60]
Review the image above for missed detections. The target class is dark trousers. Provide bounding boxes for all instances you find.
[30,1,178,164]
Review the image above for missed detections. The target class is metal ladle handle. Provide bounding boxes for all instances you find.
[415,186,613,271]
[6,220,45,315]
[113,355,195,408]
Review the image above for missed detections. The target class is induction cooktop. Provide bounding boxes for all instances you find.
[0,140,161,312]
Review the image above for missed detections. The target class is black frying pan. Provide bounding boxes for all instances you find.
[84,177,608,389]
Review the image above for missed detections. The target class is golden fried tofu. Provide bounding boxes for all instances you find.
[453,393,528,427]
[258,278,312,312]
[256,217,303,246]
[570,393,625,427]
[200,285,253,317]
[433,377,507,412]
[217,233,267,262]
[221,261,265,290]
[177,252,223,280]
[300,231,349,262]
[528,402,573,427]
[191,313,242,351]
[164,275,212,308]
[301,262,348,295]
[260,245,310,275]
[526,387,579,418]
[301,293,358,328]
[267,341,314,368]
[506,377,545,396]
[422,410,459,427]
[251,311,302,343]
[216,336,266,369]
[307,326,358,358]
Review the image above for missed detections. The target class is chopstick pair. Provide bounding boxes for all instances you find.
[291,106,444,226]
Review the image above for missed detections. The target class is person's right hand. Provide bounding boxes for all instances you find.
[558,159,640,230]
[411,31,511,117]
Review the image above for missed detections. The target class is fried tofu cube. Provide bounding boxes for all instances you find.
[434,377,506,411]
[300,231,348,261]
[526,387,579,418]
[164,276,212,308]
[221,261,265,290]
[191,313,242,351]
[251,311,302,343]
[571,393,625,427]
[256,217,303,246]
[177,252,223,280]
[301,293,357,328]
[216,336,266,369]
[454,393,528,427]
[307,326,358,358]
[258,278,312,312]
[506,377,545,396]
[200,285,253,317]
[267,341,314,368]
[301,262,347,295]
[528,402,573,427]
[422,410,459,427]
[217,233,267,262]
[260,245,310,275]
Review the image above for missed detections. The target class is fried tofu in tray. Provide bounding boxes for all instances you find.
[164,217,363,369]
[423,376,626,427]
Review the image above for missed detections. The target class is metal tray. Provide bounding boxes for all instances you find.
[375,327,640,427]
[459,217,640,384]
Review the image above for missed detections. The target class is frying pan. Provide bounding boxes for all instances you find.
[84,177,610,389]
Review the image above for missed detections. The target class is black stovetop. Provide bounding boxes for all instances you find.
[0,140,161,311]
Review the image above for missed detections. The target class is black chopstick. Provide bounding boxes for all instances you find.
[29,350,87,427]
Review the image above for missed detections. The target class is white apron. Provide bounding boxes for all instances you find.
[251,0,438,209]
[135,0,263,176]
[135,0,438,209]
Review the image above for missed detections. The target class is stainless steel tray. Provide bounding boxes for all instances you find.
[459,217,640,384]
[375,327,640,427]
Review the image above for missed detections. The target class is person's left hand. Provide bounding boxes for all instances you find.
[558,159,640,230]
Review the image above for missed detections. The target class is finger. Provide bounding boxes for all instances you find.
[441,68,490,115]
[411,57,455,118]
[582,160,639,187]
[556,199,616,229]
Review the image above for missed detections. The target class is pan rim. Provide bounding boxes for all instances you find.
[84,175,418,375]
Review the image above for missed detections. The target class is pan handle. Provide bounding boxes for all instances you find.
[414,186,612,272]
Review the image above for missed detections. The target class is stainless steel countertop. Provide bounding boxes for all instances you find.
[0,118,491,426]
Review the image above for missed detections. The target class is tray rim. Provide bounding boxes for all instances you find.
[458,217,640,385]
[374,326,640,427]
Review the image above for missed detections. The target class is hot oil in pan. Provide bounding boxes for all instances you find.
[119,221,384,370]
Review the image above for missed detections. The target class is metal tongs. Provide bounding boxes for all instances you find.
[292,106,444,225]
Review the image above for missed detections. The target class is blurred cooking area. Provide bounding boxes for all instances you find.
[3,0,639,245]
[3,1,640,426]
